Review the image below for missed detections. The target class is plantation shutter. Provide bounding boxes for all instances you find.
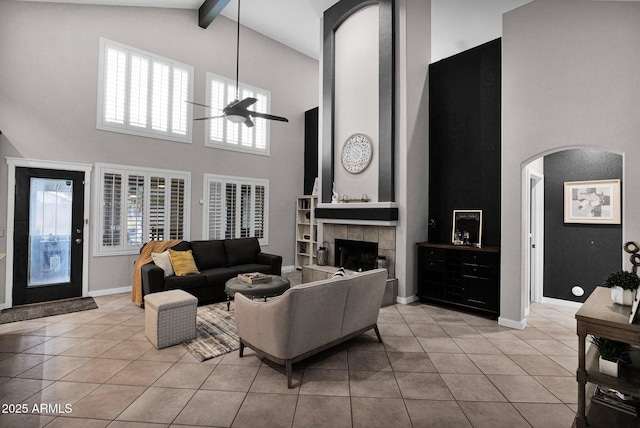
[102,172,122,247]
[254,185,265,239]
[225,183,237,239]
[148,176,166,241]
[169,178,185,240]
[240,184,252,238]
[104,47,127,125]
[207,179,225,240]
[129,54,149,128]
[126,174,145,247]
[151,61,170,132]
[172,67,190,136]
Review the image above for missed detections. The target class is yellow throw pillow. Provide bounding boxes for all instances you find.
[168,249,200,276]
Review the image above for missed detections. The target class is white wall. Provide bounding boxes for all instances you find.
[334,5,380,201]
[431,0,530,62]
[0,2,319,304]
[501,0,640,327]
[395,0,431,301]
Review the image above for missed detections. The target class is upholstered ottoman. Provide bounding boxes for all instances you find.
[144,289,197,349]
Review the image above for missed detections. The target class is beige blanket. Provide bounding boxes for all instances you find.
[131,240,181,306]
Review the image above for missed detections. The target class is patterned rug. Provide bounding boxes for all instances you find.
[184,302,239,361]
[0,297,98,324]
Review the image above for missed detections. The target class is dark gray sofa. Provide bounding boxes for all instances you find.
[140,237,282,305]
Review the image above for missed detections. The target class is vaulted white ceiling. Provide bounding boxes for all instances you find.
[14,0,533,60]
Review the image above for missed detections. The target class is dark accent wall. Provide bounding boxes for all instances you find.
[428,39,501,247]
[543,149,622,302]
[304,107,319,195]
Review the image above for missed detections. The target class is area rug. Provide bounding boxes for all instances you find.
[184,302,239,361]
[0,297,98,324]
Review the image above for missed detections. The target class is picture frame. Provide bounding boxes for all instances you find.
[451,210,482,247]
[564,179,621,224]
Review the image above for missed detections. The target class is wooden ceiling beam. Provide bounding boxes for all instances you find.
[199,0,231,29]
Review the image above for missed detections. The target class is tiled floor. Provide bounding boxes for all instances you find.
[0,271,580,427]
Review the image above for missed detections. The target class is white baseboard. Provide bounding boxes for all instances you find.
[281,265,296,273]
[541,296,583,309]
[498,316,527,330]
[396,295,419,305]
[88,286,132,297]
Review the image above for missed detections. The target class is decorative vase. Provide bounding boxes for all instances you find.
[610,286,637,306]
[376,256,389,278]
[599,356,619,377]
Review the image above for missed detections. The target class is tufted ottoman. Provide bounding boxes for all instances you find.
[144,289,197,349]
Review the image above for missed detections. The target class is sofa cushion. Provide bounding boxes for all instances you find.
[191,240,226,270]
[231,264,273,276]
[151,251,174,277]
[171,241,192,252]
[169,249,201,276]
[224,237,260,267]
[164,273,207,291]
[201,267,242,288]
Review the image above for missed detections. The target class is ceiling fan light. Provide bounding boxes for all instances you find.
[226,114,245,124]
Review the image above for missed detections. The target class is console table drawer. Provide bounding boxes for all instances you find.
[423,259,445,272]
[461,251,493,266]
[423,247,446,261]
[461,264,491,279]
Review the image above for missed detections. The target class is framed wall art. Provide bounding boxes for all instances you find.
[564,179,621,224]
[451,210,482,247]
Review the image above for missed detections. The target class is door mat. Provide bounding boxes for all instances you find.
[0,297,98,324]
[184,302,239,361]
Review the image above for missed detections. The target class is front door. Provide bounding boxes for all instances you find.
[13,167,85,305]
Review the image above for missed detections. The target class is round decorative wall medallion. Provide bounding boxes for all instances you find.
[341,134,372,174]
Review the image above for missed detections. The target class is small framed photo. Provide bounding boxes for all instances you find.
[451,210,482,247]
[564,179,621,224]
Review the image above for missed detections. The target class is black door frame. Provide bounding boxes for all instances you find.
[4,158,92,309]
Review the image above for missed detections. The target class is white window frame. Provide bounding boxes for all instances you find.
[94,163,191,256]
[203,174,269,246]
[97,38,194,144]
[204,72,271,156]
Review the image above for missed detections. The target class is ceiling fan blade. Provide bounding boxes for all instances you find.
[194,115,225,121]
[231,97,257,110]
[244,117,254,127]
[250,112,289,122]
[186,100,213,109]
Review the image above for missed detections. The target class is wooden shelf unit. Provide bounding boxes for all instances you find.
[416,242,500,318]
[575,286,640,427]
[295,195,318,269]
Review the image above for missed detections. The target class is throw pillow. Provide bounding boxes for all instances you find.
[332,267,346,278]
[151,251,175,277]
[168,249,201,276]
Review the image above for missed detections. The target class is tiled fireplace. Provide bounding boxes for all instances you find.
[301,222,398,306]
[322,224,396,278]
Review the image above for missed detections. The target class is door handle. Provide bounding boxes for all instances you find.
[75,238,82,244]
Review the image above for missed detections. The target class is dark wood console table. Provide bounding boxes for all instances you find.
[416,242,500,318]
[575,287,640,427]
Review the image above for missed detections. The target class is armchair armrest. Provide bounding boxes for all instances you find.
[234,293,291,359]
[257,252,282,275]
[140,262,165,298]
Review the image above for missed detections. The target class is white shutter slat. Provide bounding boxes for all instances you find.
[169,178,185,240]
